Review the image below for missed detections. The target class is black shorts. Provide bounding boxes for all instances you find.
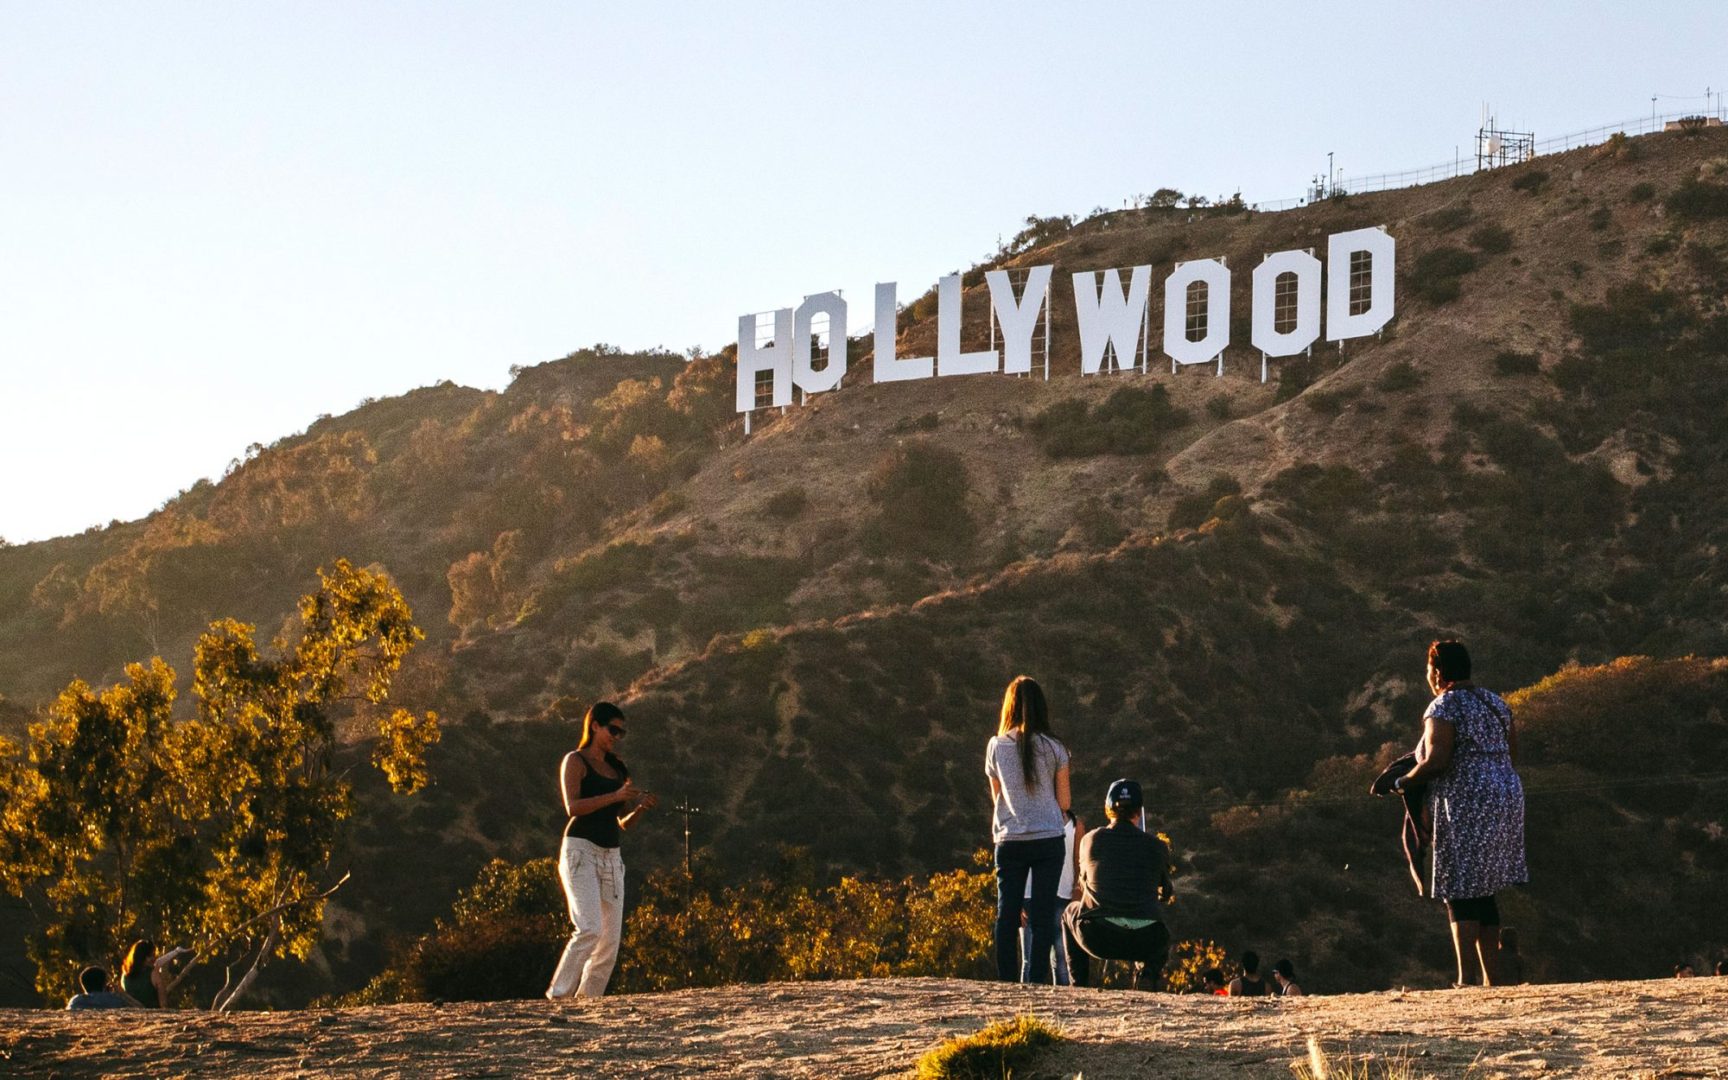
[1444,895,1500,925]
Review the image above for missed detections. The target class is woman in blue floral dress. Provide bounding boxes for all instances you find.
[1392,640,1527,986]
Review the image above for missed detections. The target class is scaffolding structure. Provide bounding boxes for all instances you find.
[987,265,1054,380]
[1475,115,1535,171]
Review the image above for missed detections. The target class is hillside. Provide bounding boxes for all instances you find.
[5,977,1727,1077]
[3,127,1728,1004]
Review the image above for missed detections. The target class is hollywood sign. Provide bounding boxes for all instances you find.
[736,226,1395,415]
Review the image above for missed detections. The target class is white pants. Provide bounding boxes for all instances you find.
[546,837,625,999]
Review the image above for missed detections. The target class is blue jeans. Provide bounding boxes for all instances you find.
[994,835,1065,982]
[1020,906,1072,985]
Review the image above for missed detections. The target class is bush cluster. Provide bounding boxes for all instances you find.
[1467,223,1514,253]
[1028,385,1190,457]
[1406,247,1479,304]
[863,441,976,559]
[1510,168,1550,194]
[1664,178,1728,221]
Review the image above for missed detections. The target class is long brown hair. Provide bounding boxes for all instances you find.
[998,676,1056,787]
[121,939,154,977]
[577,701,624,750]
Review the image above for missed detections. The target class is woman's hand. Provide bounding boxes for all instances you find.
[614,778,639,805]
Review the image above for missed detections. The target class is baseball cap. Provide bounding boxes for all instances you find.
[1106,778,1142,812]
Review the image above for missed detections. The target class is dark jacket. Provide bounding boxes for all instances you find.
[1370,752,1431,897]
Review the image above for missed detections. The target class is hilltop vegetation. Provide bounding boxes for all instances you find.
[3,129,1728,1004]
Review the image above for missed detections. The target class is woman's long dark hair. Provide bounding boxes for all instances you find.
[577,701,628,772]
[121,939,154,977]
[998,676,1056,788]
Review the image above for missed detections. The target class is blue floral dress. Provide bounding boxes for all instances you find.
[1423,687,1528,900]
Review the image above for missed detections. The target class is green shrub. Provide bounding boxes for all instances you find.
[339,858,565,1005]
[762,488,809,519]
[1510,168,1549,194]
[1588,206,1614,231]
[1568,283,1693,355]
[1406,247,1478,304]
[913,1015,1066,1080]
[1205,394,1232,420]
[1664,178,1728,220]
[1305,390,1348,415]
[1492,350,1541,376]
[1467,223,1513,253]
[1627,181,1657,203]
[1028,384,1190,457]
[1166,478,1239,532]
[1167,492,1215,531]
[864,441,976,557]
[1645,233,1678,256]
[1374,361,1423,392]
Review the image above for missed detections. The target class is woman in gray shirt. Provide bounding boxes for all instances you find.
[985,675,1071,982]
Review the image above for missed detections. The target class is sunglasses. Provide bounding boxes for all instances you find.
[605,724,626,739]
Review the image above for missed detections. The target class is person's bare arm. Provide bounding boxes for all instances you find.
[989,775,1002,804]
[619,791,658,830]
[1054,764,1071,814]
[1402,715,1455,785]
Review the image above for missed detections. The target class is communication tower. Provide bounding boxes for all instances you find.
[1476,107,1534,171]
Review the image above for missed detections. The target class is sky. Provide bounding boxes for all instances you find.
[1,1,1723,543]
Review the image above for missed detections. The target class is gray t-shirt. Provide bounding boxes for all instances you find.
[66,991,136,1010]
[985,732,1070,843]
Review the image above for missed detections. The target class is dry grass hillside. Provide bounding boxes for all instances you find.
[4,977,1726,1078]
[3,127,1728,1005]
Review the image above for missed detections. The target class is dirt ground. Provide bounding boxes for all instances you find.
[3,976,1725,1079]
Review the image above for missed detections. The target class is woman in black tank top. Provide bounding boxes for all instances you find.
[546,701,657,999]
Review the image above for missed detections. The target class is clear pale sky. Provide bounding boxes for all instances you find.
[1,2,1722,543]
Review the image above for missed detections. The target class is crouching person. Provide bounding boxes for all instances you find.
[1062,779,1173,990]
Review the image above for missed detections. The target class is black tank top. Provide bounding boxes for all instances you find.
[563,752,629,848]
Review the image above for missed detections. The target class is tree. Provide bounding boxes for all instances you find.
[1148,187,1184,209]
[0,559,440,1008]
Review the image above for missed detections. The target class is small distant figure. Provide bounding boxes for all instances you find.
[1272,958,1304,997]
[1674,961,1697,979]
[120,940,194,1008]
[1227,950,1270,996]
[1061,779,1172,990]
[66,966,141,1010]
[1200,968,1227,996]
[1716,959,1728,976]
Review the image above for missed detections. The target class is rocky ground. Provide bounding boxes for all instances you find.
[3,976,1725,1078]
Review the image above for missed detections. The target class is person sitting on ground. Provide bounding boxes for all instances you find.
[1272,958,1305,997]
[1674,961,1696,978]
[119,940,195,1008]
[1227,950,1270,996]
[1061,779,1173,990]
[66,966,142,1010]
[1200,968,1227,996]
[1716,959,1728,976]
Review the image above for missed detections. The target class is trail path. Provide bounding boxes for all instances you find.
[4,976,1725,1078]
